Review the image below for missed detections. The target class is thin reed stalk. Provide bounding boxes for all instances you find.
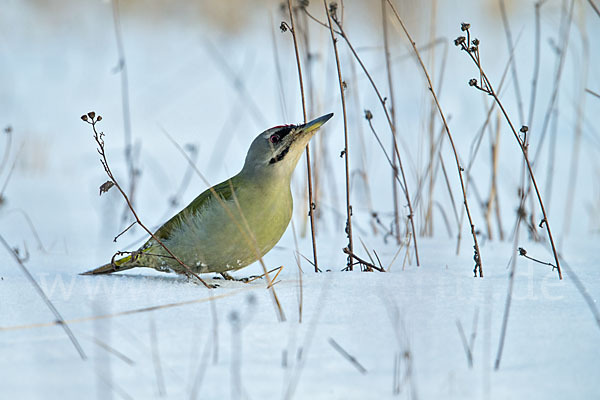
[285,0,319,272]
[0,233,87,359]
[323,1,353,270]
[456,25,562,279]
[381,0,401,244]
[323,8,420,266]
[386,1,482,276]
[111,0,137,225]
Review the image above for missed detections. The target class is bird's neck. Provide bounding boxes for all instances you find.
[239,164,294,192]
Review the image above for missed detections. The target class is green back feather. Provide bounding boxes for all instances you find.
[154,178,236,241]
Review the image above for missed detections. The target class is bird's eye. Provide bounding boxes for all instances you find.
[269,134,281,144]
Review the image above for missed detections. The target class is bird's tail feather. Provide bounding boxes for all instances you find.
[81,254,135,275]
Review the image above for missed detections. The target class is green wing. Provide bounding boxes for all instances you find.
[154,177,237,240]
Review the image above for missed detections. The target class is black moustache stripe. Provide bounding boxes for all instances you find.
[269,144,291,164]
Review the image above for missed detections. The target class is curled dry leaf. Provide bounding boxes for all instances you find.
[99,180,115,196]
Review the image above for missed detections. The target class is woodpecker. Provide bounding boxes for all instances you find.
[82,113,333,277]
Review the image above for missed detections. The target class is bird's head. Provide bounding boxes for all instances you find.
[241,113,333,179]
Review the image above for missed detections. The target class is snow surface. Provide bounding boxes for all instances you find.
[1,238,599,399]
[1,0,600,399]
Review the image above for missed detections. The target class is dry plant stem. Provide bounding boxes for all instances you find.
[438,155,461,233]
[286,0,319,273]
[283,272,331,400]
[587,0,600,18]
[324,0,353,270]
[113,220,136,242]
[457,52,514,249]
[586,88,600,99]
[456,319,473,368]
[386,1,481,276]
[499,0,525,124]
[381,0,401,244]
[528,1,544,127]
[366,119,402,185]
[343,247,384,272]
[0,126,11,175]
[86,119,213,288]
[562,24,589,237]
[167,144,198,209]
[270,13,289,118]
[297,10,323,225]
[1,286,254,332]
[491,115,504,239]
[458,33,562,280]
[533,0,574,164]
[0,233,87,359]
[327,337,367,374]
[189,334,213,399]
[330,15,419,267]
[111,0,137,224]
[495,210,522,370]
[160,127,286,321]
[290,219,303,323]
[424,1,439,237]
[204,41,267,128]
[413,121,446,212]
[518,248,556,268]
[8,208,46,251]
[81,333,134,365]
[558,256,600,330]
[0,143,22,198]
[543,107,559,209]
[149,317,166,396]
[349,59,378,235]
[485,118,501,240]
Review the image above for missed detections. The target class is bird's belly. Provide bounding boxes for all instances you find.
[163,195,291,273]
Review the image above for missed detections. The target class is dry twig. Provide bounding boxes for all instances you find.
[386,2,483,276]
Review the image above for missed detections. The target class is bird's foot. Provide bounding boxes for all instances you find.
[182,272,220,288]
[240,274,263,282]
[217,272,242,281]
[215,270,278,283]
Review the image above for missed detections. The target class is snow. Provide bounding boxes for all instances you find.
[1,237,599,399]
[1,0,600,399]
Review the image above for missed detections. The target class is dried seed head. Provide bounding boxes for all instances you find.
[472,38,480,46]
[469,78,478,87]
[520,125,528,133]
[364,110,373,120]
[329,2,337,16]
[518,247,527,256]
[97,115,102,122]
[279,22,287,32]
[81,114,88,122]
[454,36,466,46]
[461,22,470,31]
[87,111,96,120]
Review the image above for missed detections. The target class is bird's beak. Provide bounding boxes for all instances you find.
[297,113,334,136]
